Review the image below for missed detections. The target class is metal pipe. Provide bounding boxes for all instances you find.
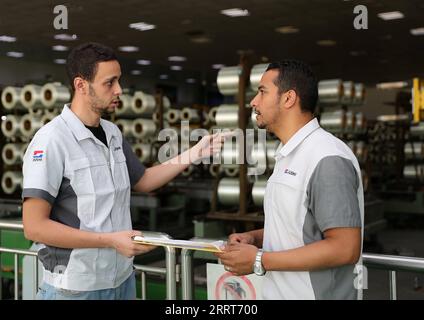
[0,221,24,230]
[14,254,18,300]
[165,246,177,300]
[141,272,146,300]
[34,256,39,299]
[362,253,424,273]
[389,271,397,300]
[181,248,194,300]
[0,247,37,256]
[132,264,166,275]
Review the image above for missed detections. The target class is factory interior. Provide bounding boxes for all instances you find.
[1,0,424,300]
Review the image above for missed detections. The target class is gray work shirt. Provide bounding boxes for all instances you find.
[22,104,145,291]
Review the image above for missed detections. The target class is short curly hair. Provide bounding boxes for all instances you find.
[66,42,117,91]
[266,60,318,113]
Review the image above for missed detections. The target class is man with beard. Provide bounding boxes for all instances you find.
[216,60,364,300]
[22,42,227,299]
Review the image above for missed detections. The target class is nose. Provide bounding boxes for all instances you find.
[250,93,258,108]
[115,82,123,96]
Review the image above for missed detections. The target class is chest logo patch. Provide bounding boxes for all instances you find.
[284,168,297,176]
[32,150,44,161]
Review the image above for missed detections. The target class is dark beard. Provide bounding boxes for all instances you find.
[88,84,115,117]
[100,108,115,116]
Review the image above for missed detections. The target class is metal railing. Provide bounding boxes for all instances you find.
[3,222,424,300]
[0,221,177,300]
[180,237,424,300]
[363,253,424,300]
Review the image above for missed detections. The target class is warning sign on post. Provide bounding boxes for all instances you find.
[207,263,263,300]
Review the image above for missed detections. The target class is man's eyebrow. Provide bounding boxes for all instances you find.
[104,75,119,82]
[257,85,266,90]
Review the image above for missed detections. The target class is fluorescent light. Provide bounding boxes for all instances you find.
[190,36,212,43]
[221,8,250,17]
[377,11,404,20]
[411,27,424,36]
[275,26,299,34]
[168,56,187,62]
[54,59,66,64]
[136,59,151,65]
[52,45,69,51]
[131,70,142,75]
[186,78,196,84]
[317,40,337,46]
[0,35,16,42]
[54,34,78,41]
[129,22,156,31]
[212,64,225,69]
[118,46,139,52]
[7,51,24,58]
[376,81,408,89]
[159,74,169,80]
[170,65,182,71]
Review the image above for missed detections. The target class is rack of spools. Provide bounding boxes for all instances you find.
[1,83,69,197]
[317,79,369,193]
[205,57,278,223]
[113,89,172,168]
[402,78,424,184]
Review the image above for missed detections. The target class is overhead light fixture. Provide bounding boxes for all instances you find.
[129,22,156,31]
[6,51,24,58]
[54,33,78,41]
[170,65,182,71]
[136,59,151,65]
[131,70,142,75]
[159,74,169,80]
[317,40,337,46]
[376,81,408,89]
[186,78,196,84]
[377,11,404,20]
[275,26,299,34]
[54,59,66,64]
[190,36,212,44]
[0,35,16,42]
[168,56,187,62]
[52,45,69,51]
[1,116,6,121]
[118,46,139,52]
[212,64,225,69]
[410,27,424,36]
[221,8,250,17]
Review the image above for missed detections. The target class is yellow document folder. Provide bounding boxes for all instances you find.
[132,236,225,253]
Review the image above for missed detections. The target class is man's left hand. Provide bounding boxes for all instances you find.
[215,243,258,276]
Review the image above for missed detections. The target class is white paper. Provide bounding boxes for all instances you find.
[132,236,225,252]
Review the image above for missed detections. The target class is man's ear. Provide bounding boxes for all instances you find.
[74,77,87,95]
[283,90,297,109]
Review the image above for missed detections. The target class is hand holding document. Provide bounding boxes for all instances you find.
[132,236,225,253]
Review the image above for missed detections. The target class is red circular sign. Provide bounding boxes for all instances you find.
[215,272,256,300]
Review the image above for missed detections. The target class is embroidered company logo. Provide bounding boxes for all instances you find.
[284,168,297,176]
[32,150,44,161]
[114,146,121,152]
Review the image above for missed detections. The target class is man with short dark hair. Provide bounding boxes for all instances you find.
[217,60,364,300]
[22,42,227,299]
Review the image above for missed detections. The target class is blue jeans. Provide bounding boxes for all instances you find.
[36,272,136,300]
